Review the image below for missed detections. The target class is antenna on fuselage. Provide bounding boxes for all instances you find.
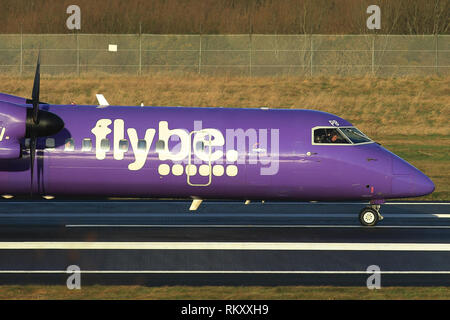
[96,94,109,107]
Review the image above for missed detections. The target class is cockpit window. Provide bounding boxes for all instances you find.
[314,128,350,144]
[313,126,373,145]
[339,127,371,144]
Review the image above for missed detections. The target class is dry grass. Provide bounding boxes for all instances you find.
[0,74,448,200]
[1,74,448,137]
[0,285,449,300]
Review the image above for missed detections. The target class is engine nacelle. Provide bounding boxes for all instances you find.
[0,142,21,159]
[0,101,27,159]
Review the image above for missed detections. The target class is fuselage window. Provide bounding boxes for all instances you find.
[137,139,147,153]
[314,128,350,144]
[155,140,165,152]
[64,138,75,151]
[119,139,129,152]
[339,127,371,144]
[45,138,55,149]
[100,138,110,151]
[196,141,205,152]
[82,138,92,151]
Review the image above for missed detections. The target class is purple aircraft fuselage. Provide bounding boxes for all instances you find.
[0,92,435,201]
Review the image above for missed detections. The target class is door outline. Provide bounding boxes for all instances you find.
[187,130,212,187]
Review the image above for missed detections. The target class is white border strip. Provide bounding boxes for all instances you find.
[0,270,450,274]
[1,242,450,251]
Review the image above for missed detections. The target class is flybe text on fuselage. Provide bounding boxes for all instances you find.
[90,119,280,176]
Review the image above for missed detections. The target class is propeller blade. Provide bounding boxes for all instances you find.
[25,52,65,198]
[29,130,36,197]
[31,53,40,124]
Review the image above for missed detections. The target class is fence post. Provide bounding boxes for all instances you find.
[371,35,375,76]
[249,34,252,77]
[76,32,80,76]
[435,33,439,76]
[198,34,202,74]
[310,35,313,76]
[20,26,23,76]
[139,22,142,76]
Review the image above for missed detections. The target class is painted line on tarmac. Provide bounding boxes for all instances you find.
[2,213,449,219]
[0,242,450,251]
[65,224,450,229]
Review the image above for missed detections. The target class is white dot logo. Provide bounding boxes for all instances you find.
[158,164,170,176]
[213,165,224,177]
[185,164,197,176]
[172,164,184,176]
[157,145,240,184]
[226,165,238,177]
[226,150,238,162]
[225,149,239,177]
[199,164,210,176]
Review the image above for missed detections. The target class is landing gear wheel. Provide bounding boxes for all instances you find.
[359,207,379,226]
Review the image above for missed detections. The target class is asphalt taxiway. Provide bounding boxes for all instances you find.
[0,200,449,286]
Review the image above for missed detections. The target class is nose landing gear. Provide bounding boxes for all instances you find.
[359,204,384,226]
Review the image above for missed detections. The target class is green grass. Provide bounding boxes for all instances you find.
[1,285,450,300]
[384,142,448,161]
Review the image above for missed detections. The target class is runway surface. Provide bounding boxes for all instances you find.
[0,200,449,286]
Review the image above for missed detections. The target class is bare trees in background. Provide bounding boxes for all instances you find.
[0,0,448,34]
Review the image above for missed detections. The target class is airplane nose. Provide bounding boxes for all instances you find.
[415,172,435,196]
[391,156,435,197]
[405,170,435,196]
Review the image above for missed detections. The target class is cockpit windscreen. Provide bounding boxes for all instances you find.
[314,128,350,144]
[339,127,371,144]
[313,127,372,145]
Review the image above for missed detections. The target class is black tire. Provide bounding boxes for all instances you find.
[359,207,379,226]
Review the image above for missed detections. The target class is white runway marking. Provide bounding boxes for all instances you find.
[65,224,450,229]
[3,213,449,218]
[384,203,450,205]
[1,242,450,251]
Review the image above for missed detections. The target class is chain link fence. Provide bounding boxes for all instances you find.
[0,34,448,76]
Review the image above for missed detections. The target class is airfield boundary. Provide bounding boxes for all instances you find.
[0,34,448,77]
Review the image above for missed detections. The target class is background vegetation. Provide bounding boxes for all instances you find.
[0,0,448,34]
[1,285,449,299]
